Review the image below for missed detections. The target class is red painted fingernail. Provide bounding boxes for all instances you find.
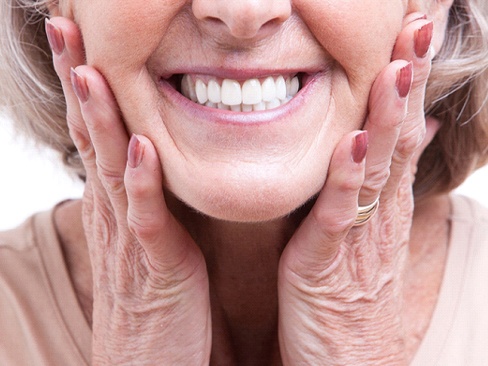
[71,68,89,103]
[396,62,413,99]
[128,134,145,168]
[45,19,65,55]
[414,21,434,58]
[352,131,368,164]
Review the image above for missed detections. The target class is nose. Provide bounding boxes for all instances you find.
[192,0,291,40]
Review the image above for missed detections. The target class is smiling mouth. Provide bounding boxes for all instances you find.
[165,73,304,112]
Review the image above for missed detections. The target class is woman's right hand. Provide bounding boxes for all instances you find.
[46,17,211,365]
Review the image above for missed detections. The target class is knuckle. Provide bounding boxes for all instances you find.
[338,174,363,192]
[67,116,90,148]
[127,213,160,243]
[92,205,118,245]
[126,176,152,200]
[396,124,426,161]
[312,207,354,240]
[365,163,391,193]
[70,132,94,164]
[97,160,126,196]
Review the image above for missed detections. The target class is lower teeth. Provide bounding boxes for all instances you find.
[203,97,293,112]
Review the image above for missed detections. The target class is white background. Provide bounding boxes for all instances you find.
[1,115,487,231]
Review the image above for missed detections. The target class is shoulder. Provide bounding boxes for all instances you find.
[0,207,92,365]
[0,214,37,251]
[450,194,488,225]
[449,194,488,271]
[411,195,488,366]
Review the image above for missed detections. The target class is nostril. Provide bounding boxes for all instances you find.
[192,0,291,40]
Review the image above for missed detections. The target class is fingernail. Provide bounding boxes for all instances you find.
[352,131,368,164]
[71,68,89,103]
[396,62,413,99]
[45,19,65,55]
[414,21,434,58]
[128,134,144,168]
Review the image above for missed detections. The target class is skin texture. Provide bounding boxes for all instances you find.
[57,0,413,221]
[46,0,453,364]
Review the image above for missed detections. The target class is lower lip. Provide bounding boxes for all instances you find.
[158,73,323,126]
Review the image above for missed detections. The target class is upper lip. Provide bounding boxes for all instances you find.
[159,67,320,81]
[151,47,330,82]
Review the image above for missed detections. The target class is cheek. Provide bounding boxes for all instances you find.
[293,0,405,130]
[74,1,186,74]
[296,0,404,94]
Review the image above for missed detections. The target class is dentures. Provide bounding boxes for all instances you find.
[180,74,301,112]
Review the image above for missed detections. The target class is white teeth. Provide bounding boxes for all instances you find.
[266,98,281,110]
[275,76,287,100]
[221,79,242,106]
[242,79,262,105]
[261,76,276,102]
[195,79,208,104]
[242,104,253,112]
[207,79,221,103]
[218,102,230,111]
[253,101,266,111]
[180,74,301,112]
[181,74,198,102]
[290,77,299,96]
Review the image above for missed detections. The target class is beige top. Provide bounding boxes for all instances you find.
[0,195,487,365]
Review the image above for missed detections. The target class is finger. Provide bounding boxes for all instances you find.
[386,18,434,192]
[125,135,204,276]
[71,66,130,217]
[410,116,441,178]
[283,131,367,273]
[45,18,89,150]
[358,60,412,205]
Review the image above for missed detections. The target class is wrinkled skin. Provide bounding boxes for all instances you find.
[46,0,451,364]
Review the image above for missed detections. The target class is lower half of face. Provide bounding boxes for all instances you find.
[78,1,404,222]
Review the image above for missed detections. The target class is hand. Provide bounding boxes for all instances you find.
[278,15,435,365]
[46,17,211,365]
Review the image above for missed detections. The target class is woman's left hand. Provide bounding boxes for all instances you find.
[278,15,435,365]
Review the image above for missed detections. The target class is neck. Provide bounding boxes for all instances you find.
[166,193,310,364]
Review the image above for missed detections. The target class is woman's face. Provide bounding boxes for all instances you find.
[66,0,426,221]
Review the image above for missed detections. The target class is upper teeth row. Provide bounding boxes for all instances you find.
[181,75,300,112]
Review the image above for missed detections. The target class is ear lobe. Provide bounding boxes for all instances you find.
[430,0,455,55]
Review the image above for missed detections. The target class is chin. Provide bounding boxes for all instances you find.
[167,170,324,223]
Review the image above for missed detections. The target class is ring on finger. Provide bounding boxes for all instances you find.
[354,197,380,226]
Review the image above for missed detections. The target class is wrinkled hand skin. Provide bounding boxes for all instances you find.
[278,15,433,366]
[47,17,211,365]
[47,12,433,366]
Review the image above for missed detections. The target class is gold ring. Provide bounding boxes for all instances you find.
[354,197,379,226]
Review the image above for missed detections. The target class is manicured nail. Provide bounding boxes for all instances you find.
[396,62,413,99]
[45,19,65,55]
[414,21,434,58]
[71,68,89,103]
[352,131,368,164]
[128,134,144,168]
